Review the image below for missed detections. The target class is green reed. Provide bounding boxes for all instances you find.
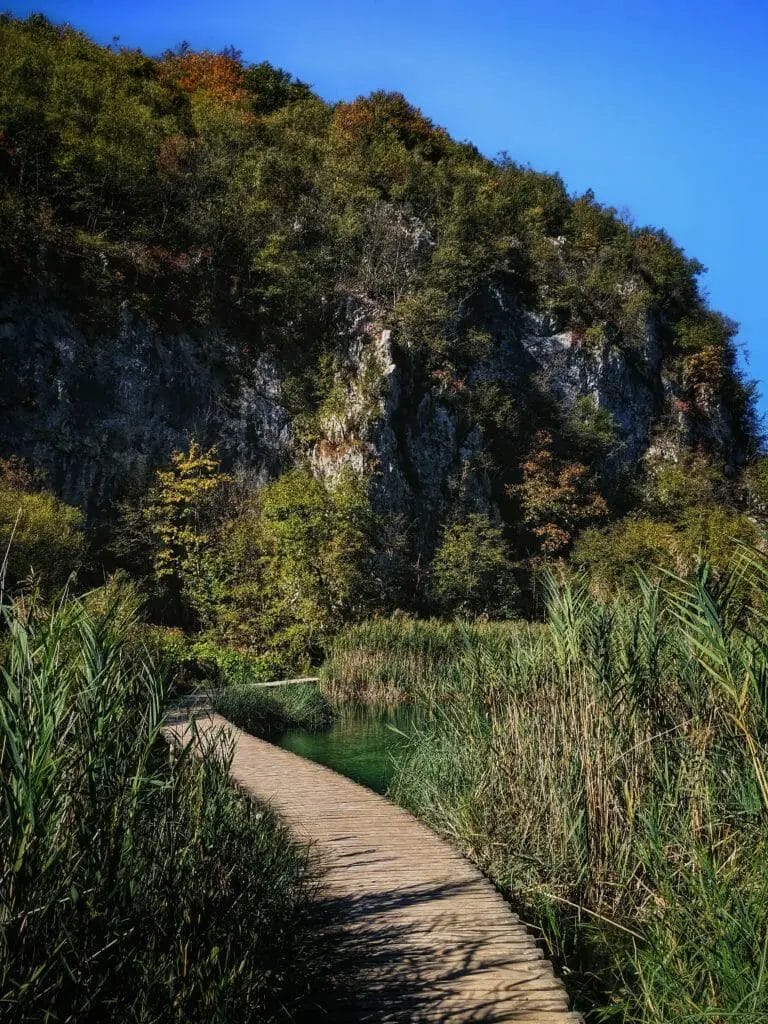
[214,681,334,736]
[0,590,327,1022]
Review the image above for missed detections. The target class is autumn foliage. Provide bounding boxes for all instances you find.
[331,91,446,151]
[157,48,247,105]
[512,431,608,556]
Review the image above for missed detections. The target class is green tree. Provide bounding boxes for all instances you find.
[118,442,230,625]
[0,459,84,595]
[256,468,376,658]
[209,468,378,663]
[572,508,760,593]
[430,513,519,618]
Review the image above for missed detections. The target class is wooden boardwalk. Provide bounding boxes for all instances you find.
[164,707,581,1023]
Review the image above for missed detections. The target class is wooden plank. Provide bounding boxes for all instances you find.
[252,675,320,687]
[164,706,582,1023]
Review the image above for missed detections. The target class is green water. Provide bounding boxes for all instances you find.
[274,703,418,795]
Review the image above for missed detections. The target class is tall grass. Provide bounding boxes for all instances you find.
[332,555,768,1022]
[0,590,327,1022]
[323,615,533,701]
[214,681,334,736]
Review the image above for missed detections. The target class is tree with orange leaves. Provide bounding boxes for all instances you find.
[511,431,608,557]
[157,47,247,105]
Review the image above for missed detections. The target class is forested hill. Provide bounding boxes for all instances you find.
[0,14,761,622]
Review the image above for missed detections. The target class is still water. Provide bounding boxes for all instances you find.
[274,702,419,795]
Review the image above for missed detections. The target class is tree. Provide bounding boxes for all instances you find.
[243,61,310,113]
[431,513,519,618]
[572,508,760,594]
[253,468,376,657]
[512,431,608,557]
[206,468,378,664]
[157,48,247,105]
[118,442,231,625]
[0,459,84,596]
[642,453,722,520]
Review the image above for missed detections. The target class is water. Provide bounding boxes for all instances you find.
[274,702,419,795]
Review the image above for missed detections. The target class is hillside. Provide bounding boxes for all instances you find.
[0,14,763,639]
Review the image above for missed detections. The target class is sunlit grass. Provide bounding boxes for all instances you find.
[322,615,532,701]
[330,553,768,1022]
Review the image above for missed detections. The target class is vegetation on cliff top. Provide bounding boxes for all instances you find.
[0,13,755,438]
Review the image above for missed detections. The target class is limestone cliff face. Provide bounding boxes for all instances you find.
[0,285,740,550]
[0,295,293,516]
[307,284,740,555]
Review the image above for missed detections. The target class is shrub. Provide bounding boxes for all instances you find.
[572,507,760,593]
[572,515,681,590]
[566,396,619,460]
[642,452,723,519]
[215,682,333,736]
[139,625,283,693]
[744,456,768,518]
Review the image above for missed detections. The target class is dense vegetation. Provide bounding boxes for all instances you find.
[2,15,768,1023]
[0,587,330,1021]
[0,457,84,597]
[1,12,753,404]
[1,11,736,350]
[1,13,764,654]
[328,557,768,1022]
[113,442,379,666]
[323,616,531,701]
[215,681,333,736]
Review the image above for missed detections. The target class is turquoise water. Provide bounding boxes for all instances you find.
[274,702,418,795]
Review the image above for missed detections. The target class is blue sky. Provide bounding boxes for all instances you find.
[11,1,768,420]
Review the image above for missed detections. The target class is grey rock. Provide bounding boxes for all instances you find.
[0,295,292,517]
[0,283,741,562]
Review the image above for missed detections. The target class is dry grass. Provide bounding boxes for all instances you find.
[331,555,768,1022]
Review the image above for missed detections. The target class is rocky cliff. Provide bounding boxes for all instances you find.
[1,18,752,566]
[0,294,292,517]
[0,281,743,559]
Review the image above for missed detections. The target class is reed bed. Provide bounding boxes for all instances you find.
[323,615,532,701]
[332,556,768,1022]
[214,681,334,736]
[0,591,327,1022]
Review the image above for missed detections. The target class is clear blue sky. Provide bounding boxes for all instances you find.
[11,0,768,420]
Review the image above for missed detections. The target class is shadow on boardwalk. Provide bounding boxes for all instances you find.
[316,879,573,1023]
[165,708,580,1024]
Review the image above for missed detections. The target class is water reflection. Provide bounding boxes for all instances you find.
[274,702,419,795]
